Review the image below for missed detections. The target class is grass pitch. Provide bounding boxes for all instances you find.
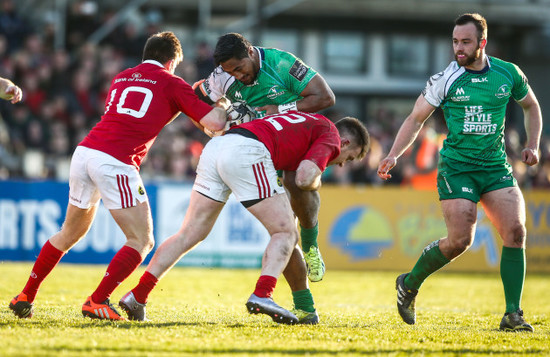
[1,262,548,356]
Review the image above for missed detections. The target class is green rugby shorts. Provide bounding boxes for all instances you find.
[436,157,516,202]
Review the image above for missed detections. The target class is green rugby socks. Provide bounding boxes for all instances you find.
[300,223,319,253]
[405,240,450,290]
[500,246,525,313]
[292,289,315,313]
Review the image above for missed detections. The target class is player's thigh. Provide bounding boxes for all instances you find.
[440,198,477,242]
[109,201,153,242]
[177,190,225,243]
[246,193,296,237]
[51,203,99,251]
[480,186,526,246]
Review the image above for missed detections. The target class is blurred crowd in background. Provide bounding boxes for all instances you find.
[0,0,548,189]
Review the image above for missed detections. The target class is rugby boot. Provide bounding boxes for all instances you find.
[499,309,534,332]
[396,273,418,325]
[291,308,319,325]
[304,246,325,282]
[82,296,125,320]
[246,293,298,325]
[119,291,147,321]
[9,293,34,318]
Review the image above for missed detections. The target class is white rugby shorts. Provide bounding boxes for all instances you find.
[68,146,148,210]
[193,134,285,203]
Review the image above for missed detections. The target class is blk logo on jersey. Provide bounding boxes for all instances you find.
[471,77,488,83]
[462,105,497,135]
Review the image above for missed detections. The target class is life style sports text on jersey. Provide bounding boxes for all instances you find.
[197,47,317,117]
[422,55,529,166]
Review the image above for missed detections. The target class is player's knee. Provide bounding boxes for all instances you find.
[448,235,473,257]
[508,223,526,247]
[130,233,155,252]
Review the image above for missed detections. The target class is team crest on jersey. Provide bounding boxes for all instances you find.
[267,85,285,100]
[495,84,511,99]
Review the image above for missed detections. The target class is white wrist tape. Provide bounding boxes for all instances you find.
[277,101,297,113]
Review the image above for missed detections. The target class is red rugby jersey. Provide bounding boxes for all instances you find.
[233,111,341,171]
[80,60,212,168]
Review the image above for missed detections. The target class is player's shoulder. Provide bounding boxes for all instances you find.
[430,61,464,83]
[260,47,299,66]
[488,56,523,75]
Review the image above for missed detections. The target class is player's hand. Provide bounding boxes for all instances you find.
[2,84,22,104]
[377,156,397,180]
[521,148,539,166]
[255,105,278,115]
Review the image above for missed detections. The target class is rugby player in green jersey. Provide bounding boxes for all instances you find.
[377,13,542,331]
[194,33,336,324]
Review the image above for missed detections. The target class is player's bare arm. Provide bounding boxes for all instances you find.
[295,160,322,191]
[377,94,435,180]
[0,77,22,104]
[198,107,227,134]
[256,74,335,115]
[517,87,543,166]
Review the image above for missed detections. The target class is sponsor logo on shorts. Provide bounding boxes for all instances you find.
[462,187,473,194]
[194,182,210,191]
[277,177,283,187]
[138,186,145,195]
[69,195,82,203]
[499,175,513,182]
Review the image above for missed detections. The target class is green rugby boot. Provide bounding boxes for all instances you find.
[304,246,325,282]
[499,309,534,332]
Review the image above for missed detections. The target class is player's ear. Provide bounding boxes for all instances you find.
[340,137,351,148]
[479,38,487,50]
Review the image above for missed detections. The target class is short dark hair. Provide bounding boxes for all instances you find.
[335,117,370,160]
[142,31,183,65]
[455,13,488,42]
[213,33,251,66]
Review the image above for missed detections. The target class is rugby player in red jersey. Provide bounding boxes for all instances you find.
[9,31,228,320]
[119,112,370,324]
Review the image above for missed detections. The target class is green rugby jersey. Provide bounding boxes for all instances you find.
[423,55,529,166]
[198,47,317,117]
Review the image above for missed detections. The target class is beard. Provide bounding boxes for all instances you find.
[455,46,481,67]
